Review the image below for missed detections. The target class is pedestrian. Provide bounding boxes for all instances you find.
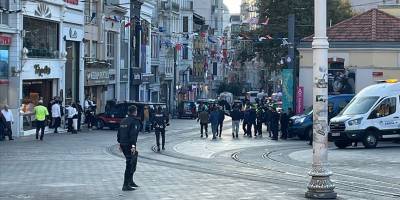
[230,105,242,138]
[270,108,280,140]
[265,106,273,137]
[66,103,77,133]
[34,100,49,140]
[76,101,83,131]
[153,106,168,152]
[280,110,289,140]
[255,105,264,137]
[1,105,14,140]
[247,105,257,137]
[242,106,249,136]
[84,96,95,130]
[217,106,225,137]
[209,106,220,140]
[51,100,61,133]
[197,108,209,138]
[143,106,150,133]
[117,105,140,191]
[0,110,7,141]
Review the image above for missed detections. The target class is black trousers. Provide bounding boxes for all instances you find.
[85,112,93,128]
[247,122,256,136]
[121,145,138,187]
[67,118,73,132]
[77,114,82,130]
[281,125,288,139]
[155,128,165,148]
[217,121,223,136]
[256,121,262,136]
[272,129,279,139]
[200,123,208,136]
[5,121,12,139]
[52,117,61,133]
[242,121,248,135]
[36,121,45,140]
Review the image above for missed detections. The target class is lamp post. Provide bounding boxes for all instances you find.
[305,0,337,199]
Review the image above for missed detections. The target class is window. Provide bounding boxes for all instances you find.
[341,96,380,116]
[0,1,9,25]
[106,32,115,58]
[369,97,397,119]
[84,40,90,57]
[151,34,159,59]
[182,44,188,60]
[0,46,9,79]
[183,16,189,33]
[23,17,59,58]
[92,41,98,59]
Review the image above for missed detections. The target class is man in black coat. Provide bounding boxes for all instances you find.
[217,106,225,137]
[153,106,169,151]
[247,106,257,137]
[76,101,83,131]
[270,108,280,140]
[280,110,289,139]
[117,105,141,191]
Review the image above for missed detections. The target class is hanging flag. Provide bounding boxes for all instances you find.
[261,17,270,26]
[201,32,206,38]
[124,21,132,27]
[176,43,182,51]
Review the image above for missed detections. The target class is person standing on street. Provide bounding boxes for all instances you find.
[34,100,49,140]
[84,97,95,130]
[209,106,220,140]
[230,105,242,138]
[270,108,280,140]
[51,100,61,133]
[242,106,249,135]
[247,105,257,137]
[76,101,83,131]
[1,105,14,140]
[197,108,209,138]
[0,111,7,141]
[117,105,140,191]
[153,106,168,152]
[66,103,77,133]
[280,110,289,139]
[217,106,225,137]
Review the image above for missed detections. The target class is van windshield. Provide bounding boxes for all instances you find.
[340,96,380,115]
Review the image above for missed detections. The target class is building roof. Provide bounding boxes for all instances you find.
[302,9,400,42]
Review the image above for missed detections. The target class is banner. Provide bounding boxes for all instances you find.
[296,86,304,114]
[282,69,294,113]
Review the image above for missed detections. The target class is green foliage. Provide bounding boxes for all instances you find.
[217,82,243,96]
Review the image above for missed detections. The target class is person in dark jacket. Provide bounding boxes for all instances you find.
[280,110,289,139]
[209,106,220,140]
[247,105,257,137]
[242,106,250,135]
[230,105,242,138]
[117,105,140,191]
[255,105,264,137]
[265,107,273,137]
[270,108,280,140]
[153,106,169,152]
[76,101,83,131]
[0,111,7,141]
[197,108,209,138]
[217,106,225,137]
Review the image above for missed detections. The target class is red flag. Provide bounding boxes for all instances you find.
[124,22,132,27]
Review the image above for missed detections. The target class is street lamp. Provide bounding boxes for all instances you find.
[305,0,337,199]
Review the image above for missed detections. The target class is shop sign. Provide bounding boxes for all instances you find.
[63,27,84,41]
[64,0,79,5]
[34,64,51,77]
[86,68,109,86]
[0,35,12,45]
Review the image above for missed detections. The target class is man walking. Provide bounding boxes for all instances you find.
[0,111,6,141]
[247,105,257,137]
[66,103,77,133]
[153,106,169,152]
[280,110,289,140]
[1,105,14,140]
[230,105,242,138]
[34,100,49,140]
[76,101,83,131]
[209,106,220,140]
[270,108,280,140]
[197,108,209,138]
[51,100,61,133]
[117,105,140,191]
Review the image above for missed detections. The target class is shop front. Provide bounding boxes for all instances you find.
[84,66,109,113]
[0,34,11,106]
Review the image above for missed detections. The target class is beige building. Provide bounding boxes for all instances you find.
[298,9,400,108]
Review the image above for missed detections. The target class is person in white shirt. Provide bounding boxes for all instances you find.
[66,104,77,133]
[1,105,14,140]
[51,100,61,133]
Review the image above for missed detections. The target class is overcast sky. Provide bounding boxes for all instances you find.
[224,0,241,14]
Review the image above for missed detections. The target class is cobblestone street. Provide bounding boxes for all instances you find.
[1,119,400,200]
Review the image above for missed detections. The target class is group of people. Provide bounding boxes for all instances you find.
[197,99,295,140]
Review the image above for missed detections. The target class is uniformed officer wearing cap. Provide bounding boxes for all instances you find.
[153,106,169,152]
[117,105,140,191]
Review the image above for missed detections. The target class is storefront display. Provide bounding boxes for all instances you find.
[0,38,10,106]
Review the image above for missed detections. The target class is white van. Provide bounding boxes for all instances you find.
[329,80,400,149]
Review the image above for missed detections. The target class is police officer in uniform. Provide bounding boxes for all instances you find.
[117,105,140,191]
[153,106,169,152]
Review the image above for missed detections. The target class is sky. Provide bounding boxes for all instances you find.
[224,0,241,14]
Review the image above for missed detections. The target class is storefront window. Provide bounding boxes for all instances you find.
[23,17,59,58]
[0,46,9,105]
[106,32,115,58]
[0,1,9,25]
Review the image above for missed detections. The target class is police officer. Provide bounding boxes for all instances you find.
[153,106,169,152]
[117,105,140,191]
[270,108,280,140]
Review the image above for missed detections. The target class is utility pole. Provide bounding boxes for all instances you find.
[288,14,296,111]
[305,0,337,199]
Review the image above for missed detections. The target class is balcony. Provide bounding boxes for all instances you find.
[172,2,180,13]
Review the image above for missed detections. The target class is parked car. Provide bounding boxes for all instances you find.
[178,101,197,119]
[288,94,354,140]
[95,101,167,130]
[329,80,400,149]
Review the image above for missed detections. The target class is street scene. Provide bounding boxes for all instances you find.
[1,0,400,199]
